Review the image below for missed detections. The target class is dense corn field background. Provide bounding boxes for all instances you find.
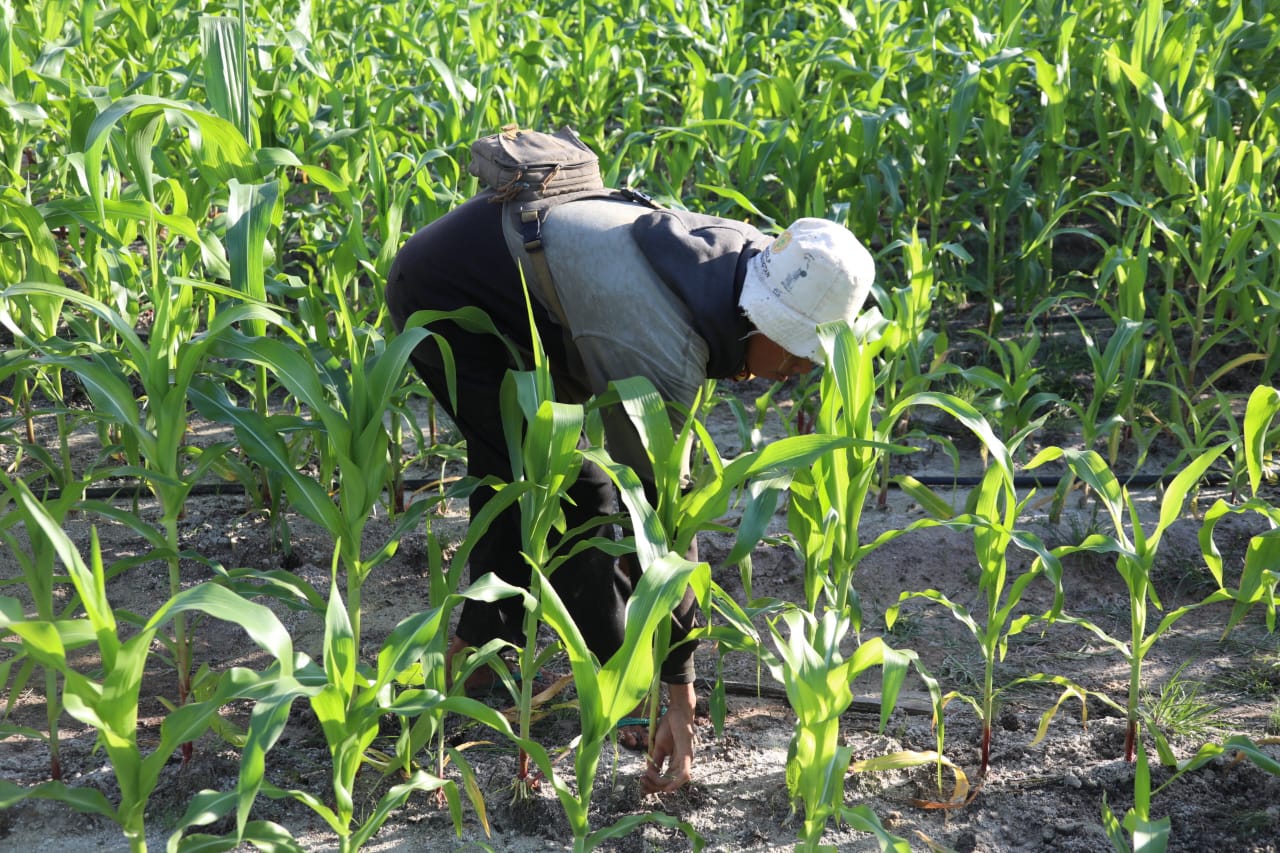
[2,1,1279,851]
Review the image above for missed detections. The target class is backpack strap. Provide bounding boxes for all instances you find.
[518,206,568,325]
[503,188,663,327]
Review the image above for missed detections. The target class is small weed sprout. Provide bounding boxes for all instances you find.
[1141,664,1222,743]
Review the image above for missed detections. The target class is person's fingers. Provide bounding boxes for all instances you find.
[639,700,695,794]
[641,747,692,794]
[641,763,690,794]
[641,768,683,793]
[641,749,669,793]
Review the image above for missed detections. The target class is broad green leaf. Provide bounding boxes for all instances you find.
[225,180,280,339]
[189,384,345,534]
[0,777,116,820]
[1243,386,1280,496]
[82,95,258,219]
[200,15,252,143]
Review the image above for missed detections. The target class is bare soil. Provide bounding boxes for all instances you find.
[2,379,1279,852]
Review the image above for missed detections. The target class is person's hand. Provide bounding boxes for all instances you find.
[641,682,695,794]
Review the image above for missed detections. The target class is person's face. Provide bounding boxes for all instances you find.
[744,334,816,381]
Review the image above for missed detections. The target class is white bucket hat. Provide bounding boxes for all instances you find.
[739,218,875,362]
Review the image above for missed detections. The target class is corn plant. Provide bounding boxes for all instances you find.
[870,234,950,507]
[605,375,852,593]
[164,498,533,853]
[404,287,711,844]
[767,608,911,852]
[596,372,856,746]
[1029,445,1232,762]
[1152,132,1268,398]
[231,578,521,853]
[1072,314,1151,467]
[3,78,284,748]
[1,281,280,761]
[788,320,1013,626]
[186,315,533,851]
[955,5,1045,316]
[538,546,710,852]
[0,478,308,853]
[184,300,490,847]
[0,473,86,781]
[1198,385,1280,635]
[954,320,1061,455]
[489,361,596,800]
[1101,738,1170,853]
[1103,728,1280,853]
[1038,312,1152,523]
[786,323,884,624]
[0,189,65,456]
[194,309,432,633]
[887,463,1067,774]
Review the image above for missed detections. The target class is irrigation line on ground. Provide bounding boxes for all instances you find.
[695,678,935,716]
[30,472,1227,503]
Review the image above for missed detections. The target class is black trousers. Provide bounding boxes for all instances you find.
[385,198,698,682]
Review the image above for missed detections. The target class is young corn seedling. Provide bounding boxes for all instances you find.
[1198,385,1280,635]
[0,474,87,781]
[606,375,853,590]
[887,463,1065,775]
[3,91,276,757]
[189,293,514,842]
[789,319,1014,627]
[955,322,1061,456]
[0,289,88,475]
[409,286,704,841]
[785,321,886,625]
[400,290,705,846]
[1019,308,1151,524]
[191,316,522,850]
[1101,733,1280,853]
[1029,445,1232,762]
[767,608,913,852]
[1156,133,1267,401]
[538,545,709,852]
[194,308,434,637]
[600,373,854,740]
[491,363,595,801]
[3,281,276,761]
[1101,738,1170,853]
[490,306,849,832]
[166,501,529,853]
[0,191,66,459]
[247,575,525,853]
[380,529,510,830]
[1071,314,1150,466]
[1106,676,1280,849]
[0,478,309,853]
[870,235,950,508]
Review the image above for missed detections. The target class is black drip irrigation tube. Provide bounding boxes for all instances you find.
[40,470,1231,504]
[907,472,1231,489]
[39,477,457,503]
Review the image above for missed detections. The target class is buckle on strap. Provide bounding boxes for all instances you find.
[619,186,659,208]
[520,207,545,253]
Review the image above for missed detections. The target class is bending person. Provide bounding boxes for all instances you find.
[386,190,874,794]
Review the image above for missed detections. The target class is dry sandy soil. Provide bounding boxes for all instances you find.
[2,378,1279,852]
